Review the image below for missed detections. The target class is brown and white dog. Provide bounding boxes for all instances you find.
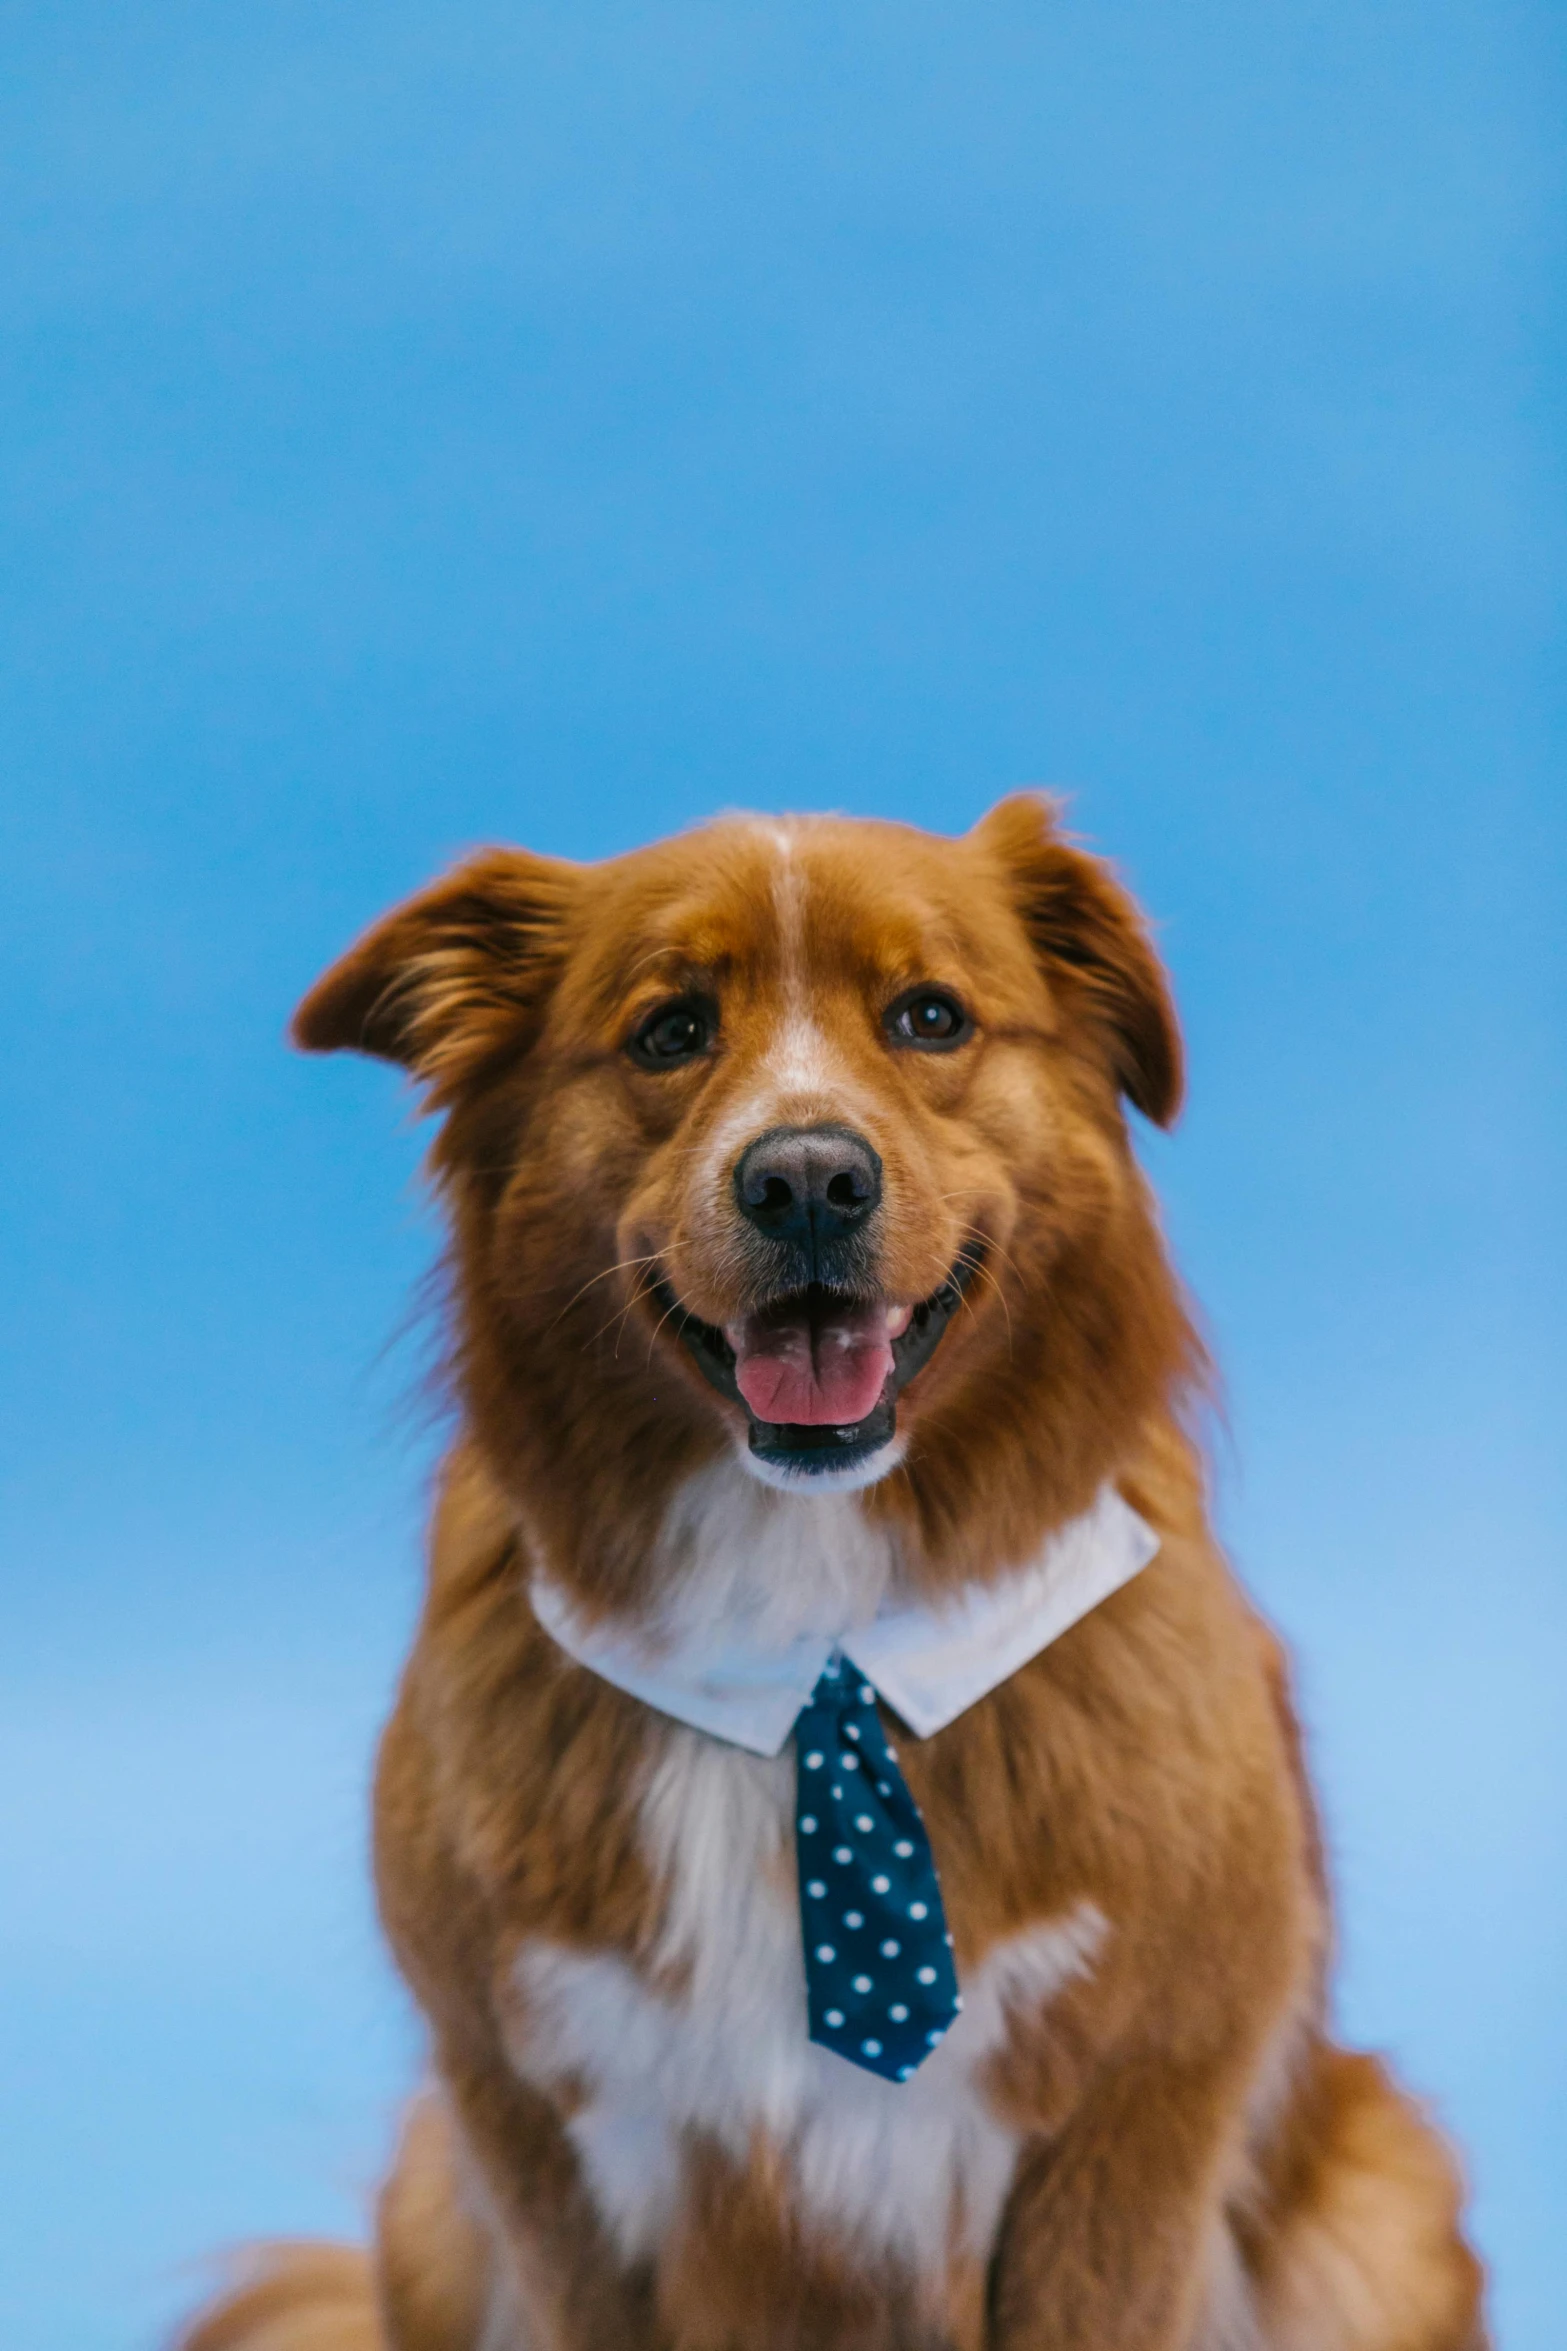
[180,799,1485,2351]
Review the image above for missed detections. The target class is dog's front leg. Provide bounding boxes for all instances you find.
[407,2051,667,2351]
[987,2055,1244,2351]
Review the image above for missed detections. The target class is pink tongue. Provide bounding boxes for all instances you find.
[729,1299,894,1427]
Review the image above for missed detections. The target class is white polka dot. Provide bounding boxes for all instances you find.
[860,1685,875,1703]
[894,1840,914,1857]
[804,1752,823,1769]
[841,1754,859,1772]
[843,1723,860,1741]
[830,1785,843,1798]
[944,1931,954,1947]
[816,1944,836,1963]
[908,1901,928,1920]
[825,2008,844,2027]
[844,1911,863,1929]
[799,1815,817,1833]
[953,1994,964,2011]
[926,2027,945,2046]
[871,1874,890,1894]
[856,1815,874,1832]
[852,1974,873,1994]
[881,1938,900,1957]
[877,1781,892,1796]
[834,1846,852,1864]
[807,1880,826,1898]
[862,2038,882,2058]
[897,2063,914,2080]
[889,2002,909,2022]
[916,1965,937,1985]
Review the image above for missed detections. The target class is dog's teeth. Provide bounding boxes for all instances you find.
[884,1305,913,1338]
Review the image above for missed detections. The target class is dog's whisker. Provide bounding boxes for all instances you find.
[642,1288,686,1371]
[965,1256,1013,1360]
[547,1253,665,1332]
[945,1217,1024,1295]
[588,1286,657,1355]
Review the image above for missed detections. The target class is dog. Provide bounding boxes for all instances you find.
[179,797,1485,2351]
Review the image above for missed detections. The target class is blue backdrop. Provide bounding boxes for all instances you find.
[1,6,1561,2346]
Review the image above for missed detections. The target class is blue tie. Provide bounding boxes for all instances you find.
[794,1655,962,2082]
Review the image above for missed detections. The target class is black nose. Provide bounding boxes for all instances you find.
[734,1124,883,1258]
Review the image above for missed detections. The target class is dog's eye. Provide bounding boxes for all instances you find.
[630,998,714,1068]
[886,989,971,1051]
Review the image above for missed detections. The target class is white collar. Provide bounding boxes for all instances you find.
[530,1483,1159,1758]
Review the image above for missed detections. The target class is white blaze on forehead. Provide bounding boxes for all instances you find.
[764,820,804,969]
[685,822,875,1224]
[755,820,853,1103]
[768,1014,839,1094]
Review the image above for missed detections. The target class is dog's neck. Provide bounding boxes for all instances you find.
[649,1455,904,1652]
[514,1450,902,1653]
[527,1471,1161,1756]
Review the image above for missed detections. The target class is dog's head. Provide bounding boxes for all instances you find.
[297,800,1190,1563]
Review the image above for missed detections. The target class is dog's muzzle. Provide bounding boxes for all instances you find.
[652,1247,982,1477]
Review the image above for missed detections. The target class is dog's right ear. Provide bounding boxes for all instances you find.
[292,849,581,1104]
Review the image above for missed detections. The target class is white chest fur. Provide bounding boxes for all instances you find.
[507,1721,1106,2279]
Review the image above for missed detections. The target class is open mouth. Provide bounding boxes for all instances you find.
[651,1248,982,1478]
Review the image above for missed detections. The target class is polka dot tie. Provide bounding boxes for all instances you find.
[794,1655,962,2082]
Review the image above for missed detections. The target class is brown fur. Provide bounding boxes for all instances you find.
[178,2246,380,2351]
[177,800,1485,2350]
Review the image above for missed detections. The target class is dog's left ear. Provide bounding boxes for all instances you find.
[972,794,1183,1127]
[292,848,581,1105]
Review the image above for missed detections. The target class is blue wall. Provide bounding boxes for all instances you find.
[1,6,1561,2345]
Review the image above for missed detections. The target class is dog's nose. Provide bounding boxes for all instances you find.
[734,1124,883,1250]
